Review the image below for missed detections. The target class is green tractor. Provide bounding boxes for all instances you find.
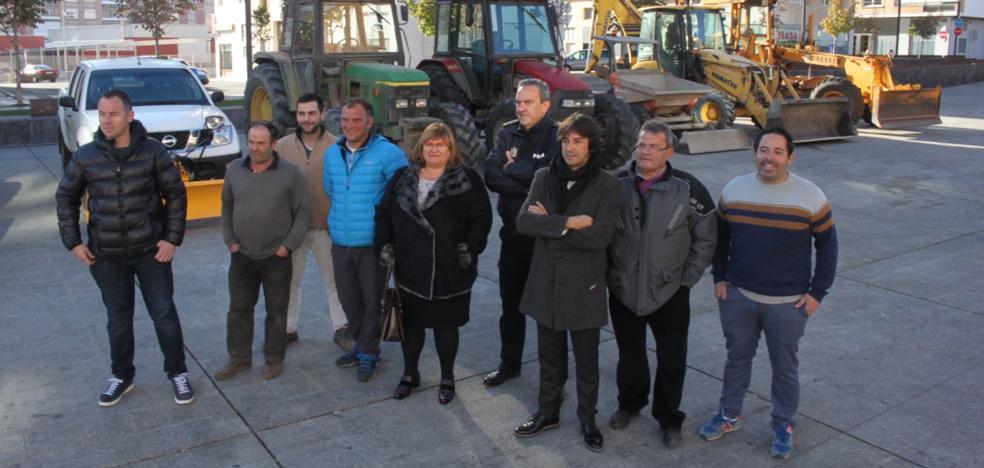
[245,0,485,164]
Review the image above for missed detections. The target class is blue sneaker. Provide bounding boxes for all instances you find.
[771,422,794,459]
[356,352,378,382]
[335,349,359,368]
[698,409,741,441]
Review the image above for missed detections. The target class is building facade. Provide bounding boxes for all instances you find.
[853,0,982,58]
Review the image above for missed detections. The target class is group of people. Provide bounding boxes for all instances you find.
[56,79,837,459]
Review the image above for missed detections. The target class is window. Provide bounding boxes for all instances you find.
[219,44,233,72]
[489,3,556,55]
[455,3,485,55]
[84,8,96,19]
[956,37,967,54]
[861,0,882,6]
[583,8,592,20]
[86,68,208,110]
[322,1,399,53]
[188,11,197,22]
[65,7,78,18]
[435,3,451,53]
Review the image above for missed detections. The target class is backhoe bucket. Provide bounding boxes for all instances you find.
[676,129,750,154]
[870,86,942,129]
[766,98,857,143]
[185,179,224,220]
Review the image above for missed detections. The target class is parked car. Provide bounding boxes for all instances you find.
[20,64,59,82]
[57,58,240,175]
[138,55,209,84]
[563,49,610,72]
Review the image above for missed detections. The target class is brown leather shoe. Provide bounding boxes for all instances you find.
[215,361,251,381]
[262,363,283,380]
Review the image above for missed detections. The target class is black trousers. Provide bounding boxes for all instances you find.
[609,286,691,430]
[227,252,292,365]
[537,323,600,424]
[332,246,384,355]
[497,228,535,372]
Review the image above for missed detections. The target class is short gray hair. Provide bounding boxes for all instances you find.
[517,78,550,102]
[639,119,674,147]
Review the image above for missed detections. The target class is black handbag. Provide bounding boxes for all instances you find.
[380,263,404,342]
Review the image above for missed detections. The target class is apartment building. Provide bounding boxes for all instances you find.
[853,0,982,58]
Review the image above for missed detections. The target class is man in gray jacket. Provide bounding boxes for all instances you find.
[606,120,717,448]
[216,120,310,381]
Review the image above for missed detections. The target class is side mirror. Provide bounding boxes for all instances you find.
[211,91,225,103]
[399,4,409,23]
[58,96,76,109]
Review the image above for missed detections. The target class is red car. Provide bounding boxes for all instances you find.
[20,64,59,82]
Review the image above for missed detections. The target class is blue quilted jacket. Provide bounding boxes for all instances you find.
[323,134,408,247]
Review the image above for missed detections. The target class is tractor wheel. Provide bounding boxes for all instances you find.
[58,131,73,170]
[324,108,342,136]
[484,99,517,154]
[593,94,639,170]
[244,63,293,136]
[690,92,736,130]
[420,63,470,110]
[631,103,655,126]
[810,77,864,125]
[428,101,486,169]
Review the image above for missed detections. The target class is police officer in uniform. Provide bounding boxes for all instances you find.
[483,78,561,387]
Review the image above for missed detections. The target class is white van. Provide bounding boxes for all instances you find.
[57,58,240,177]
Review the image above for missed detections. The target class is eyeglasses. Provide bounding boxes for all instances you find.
[635,143,671,152]
[423,142,449,150]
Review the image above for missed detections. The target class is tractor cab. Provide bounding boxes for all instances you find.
[637,6,727,79]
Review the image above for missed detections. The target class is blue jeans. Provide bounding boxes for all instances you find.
[717,285,808,426]
[90,251,188,380]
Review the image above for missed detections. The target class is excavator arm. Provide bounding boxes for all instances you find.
[586,0,644,73]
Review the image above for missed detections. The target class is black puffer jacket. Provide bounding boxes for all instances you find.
[56,120,187,259]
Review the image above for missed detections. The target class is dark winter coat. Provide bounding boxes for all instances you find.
[516,166,622,331]
[375,164,493,301]
[56,120,187,259]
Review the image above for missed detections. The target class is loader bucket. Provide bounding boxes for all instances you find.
[766,98,857,143]
[870,86,942,129]
[185,179,224,220]
[676,129,750,154]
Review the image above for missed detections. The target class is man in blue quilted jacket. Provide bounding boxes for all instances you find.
[324,98,408,382]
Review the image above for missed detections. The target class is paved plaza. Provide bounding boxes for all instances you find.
[1,83,983,467]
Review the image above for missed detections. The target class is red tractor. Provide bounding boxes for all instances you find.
[417,0,639,168]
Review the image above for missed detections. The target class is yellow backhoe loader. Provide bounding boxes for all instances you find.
[705,0,942,129]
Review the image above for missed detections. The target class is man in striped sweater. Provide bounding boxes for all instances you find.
[698,127,838,459]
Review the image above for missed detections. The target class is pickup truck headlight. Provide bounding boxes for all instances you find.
[211,124,233,147]
[205,115,225,129]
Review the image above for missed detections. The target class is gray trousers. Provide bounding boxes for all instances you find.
[331,245,384,355]
[717,285,808,426]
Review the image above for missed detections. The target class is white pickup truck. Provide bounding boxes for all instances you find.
[57,58,240,177]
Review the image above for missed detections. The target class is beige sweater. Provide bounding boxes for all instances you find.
[277,126,337,231]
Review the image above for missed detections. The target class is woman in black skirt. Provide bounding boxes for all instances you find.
[375,123,492,404]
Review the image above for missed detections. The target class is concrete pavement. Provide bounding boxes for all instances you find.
[1,83,983,467]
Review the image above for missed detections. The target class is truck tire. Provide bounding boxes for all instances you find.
[593,94,639,170]
[484,99,517,154]
[420,63,470,110]
[631,103,654,126]
[428,101,486,169]
[244,63,293,137]
[810,77,864,125]
[690,92,736,130]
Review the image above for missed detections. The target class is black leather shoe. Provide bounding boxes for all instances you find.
[581,423,604,451]
[438,379,456,405]
[483,368,520,387]
[662,427,683,449]
[393,375,420,400]
[286,332,299,343]
[514,413,560,438]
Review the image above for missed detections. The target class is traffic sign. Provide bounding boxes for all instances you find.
[954,27,963,37]
[954,17,964,28]
[940,25,948,40]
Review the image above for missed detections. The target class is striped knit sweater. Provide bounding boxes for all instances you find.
[711,172,838,301]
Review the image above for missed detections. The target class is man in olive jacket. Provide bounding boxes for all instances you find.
[606,120,717,448]
[512,114,622,452]
[55,90,193,407]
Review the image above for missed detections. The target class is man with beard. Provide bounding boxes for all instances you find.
[277,93,352,350]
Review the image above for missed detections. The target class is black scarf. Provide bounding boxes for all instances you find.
[547,150,601,214]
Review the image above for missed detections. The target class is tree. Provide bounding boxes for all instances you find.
[908,16,940,57]
[115,0,200,57]
[0,0,57,106]
[253,4,271,52]
[820,0,855,53]
[406,0,436,37]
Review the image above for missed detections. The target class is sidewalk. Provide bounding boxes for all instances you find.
[1,84,983,467]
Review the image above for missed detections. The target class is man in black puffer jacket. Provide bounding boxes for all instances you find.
[56,90,193,408]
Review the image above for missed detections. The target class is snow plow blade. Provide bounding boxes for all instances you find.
[766,97,857,143]
[870,86,942,129]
